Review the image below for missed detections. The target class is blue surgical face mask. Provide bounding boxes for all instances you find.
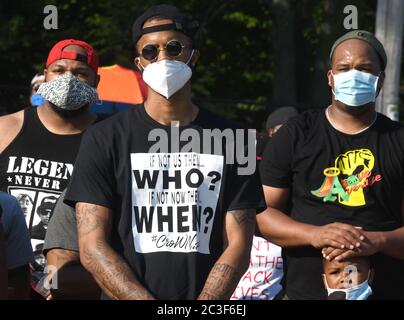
[332,69,379,107]
[30,93,46,106]
[324,273,373,300]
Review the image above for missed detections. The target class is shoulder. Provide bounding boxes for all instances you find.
[272,109,322,145]
[0,109,25,154]
[81,108,136,149]
[375,113,404,149]
[376,112,404,132]
[86,108,135,136]
[195,107,243,130]
[0,192,19,208]
[284,109,322,132]
[0,192,21,225]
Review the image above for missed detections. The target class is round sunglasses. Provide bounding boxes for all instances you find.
[141,40,187,61]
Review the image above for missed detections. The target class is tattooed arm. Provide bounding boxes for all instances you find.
[46,249,101,299]
[198,209,255,300]
[76,203,155,300]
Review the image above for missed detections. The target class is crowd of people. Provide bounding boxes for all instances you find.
[0,4,403,300]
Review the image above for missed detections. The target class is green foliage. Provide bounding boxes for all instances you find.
[1,0,402,127]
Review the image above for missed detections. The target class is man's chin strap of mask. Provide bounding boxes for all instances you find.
[139,49,195,70]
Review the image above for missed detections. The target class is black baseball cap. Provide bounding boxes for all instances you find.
[329,30,387,70]
[132,4,199,45]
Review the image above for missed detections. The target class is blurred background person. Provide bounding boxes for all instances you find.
[0,192,33,299]
[232,106,298,300]
[0,206,7,299]
[30,73,45,107]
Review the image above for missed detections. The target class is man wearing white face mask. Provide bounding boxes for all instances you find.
[0,39,102,299]
[258,30,404,300]
[64,4,265,300]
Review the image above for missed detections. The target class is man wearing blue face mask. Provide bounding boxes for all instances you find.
[258,30,404,299]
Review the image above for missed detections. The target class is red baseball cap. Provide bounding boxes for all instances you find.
[46,39,99,73]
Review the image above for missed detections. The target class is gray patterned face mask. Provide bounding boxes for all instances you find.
[37,73,99,110]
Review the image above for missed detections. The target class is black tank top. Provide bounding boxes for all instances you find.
[0,107,83,240]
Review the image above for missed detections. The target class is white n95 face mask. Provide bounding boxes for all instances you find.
[141,53,193,99]
[37,72,99,110]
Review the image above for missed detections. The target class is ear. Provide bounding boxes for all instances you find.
[327,69,333,89]
[134,57,143,72]
[44,69,48,82]
[322,274,328,288]
[190,49,200,67]
[376,71,385,96]
[368,268,375,285]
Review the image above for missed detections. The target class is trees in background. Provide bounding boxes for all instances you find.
[1,0,402,129]
[375,0,404,121]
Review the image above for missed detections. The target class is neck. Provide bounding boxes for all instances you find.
[144,83,199,126]
[37,102,97,134]
[327,101,377,135]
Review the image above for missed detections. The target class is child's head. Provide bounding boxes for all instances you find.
[322,256,373,300]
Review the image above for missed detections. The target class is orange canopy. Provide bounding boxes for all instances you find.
[97,64,147,104]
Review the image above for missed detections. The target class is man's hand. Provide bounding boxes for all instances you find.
[309,222,365,250]
[322,231,383,261]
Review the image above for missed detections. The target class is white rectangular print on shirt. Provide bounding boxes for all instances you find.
[8,186,60,234]
[131,152,224,254]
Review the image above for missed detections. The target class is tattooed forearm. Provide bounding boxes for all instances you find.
[228,209,256,225]
[76,205,104,236]
[77,203,155,300]
[81,240,154,300]
[198,263,242,300]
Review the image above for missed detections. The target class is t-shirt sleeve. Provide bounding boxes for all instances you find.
[224,130,266,213]
[6,198,34,269]
[260,125,294,188]
[64,128,116,209]
[43,190,78,254]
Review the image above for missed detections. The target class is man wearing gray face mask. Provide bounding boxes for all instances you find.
[0,39,102,300]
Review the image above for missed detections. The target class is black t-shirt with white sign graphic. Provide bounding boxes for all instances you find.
[65,105,265,300]
[0,107,83,269]
[260,109,404,300]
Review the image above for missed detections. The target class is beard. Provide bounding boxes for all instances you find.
[49,102,89,119]
[335,99,374,116]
